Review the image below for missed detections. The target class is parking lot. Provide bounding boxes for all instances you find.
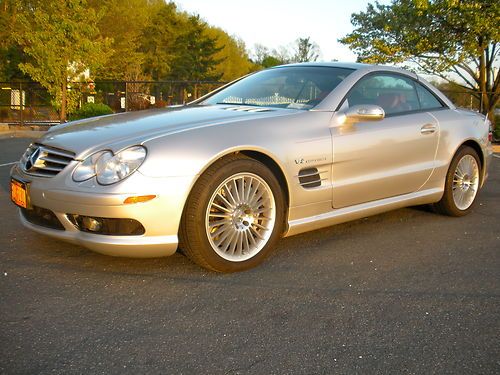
[0,137,499,374]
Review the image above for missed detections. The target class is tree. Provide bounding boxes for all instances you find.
[141,1,182,81]
[292,37,321,63]
[251,44,290,68]
[272,46,292,65]
[206,27,254,81]
[339,0,500,122]
[88,0,150,80]
[260,55,283,68]
[14,0,109,122]
[0,0,30,80]
[253,43,270,66]
[168,15,224,82]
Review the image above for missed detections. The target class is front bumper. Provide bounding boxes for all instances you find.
[11,164,196,258]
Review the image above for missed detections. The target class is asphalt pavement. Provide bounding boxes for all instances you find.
[0,138,499,374]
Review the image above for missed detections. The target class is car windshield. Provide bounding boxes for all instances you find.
[202,66,354,110]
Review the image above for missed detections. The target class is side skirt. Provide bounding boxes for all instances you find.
[284,188,443,237]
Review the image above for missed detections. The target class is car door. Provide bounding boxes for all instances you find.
[331,72,439,208]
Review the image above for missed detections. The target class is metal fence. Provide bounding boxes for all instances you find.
[0,80,226,125]
[0,82,59,124]
[0,81,496,126]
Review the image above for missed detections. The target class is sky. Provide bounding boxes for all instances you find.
[175,0,391,62]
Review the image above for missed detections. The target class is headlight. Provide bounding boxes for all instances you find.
[73,151,108,182]
[72,146,147,185]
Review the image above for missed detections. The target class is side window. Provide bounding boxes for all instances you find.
[415,82,444,110]
[346,74,420,115]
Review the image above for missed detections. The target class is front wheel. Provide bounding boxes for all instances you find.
[434,146,481,216]
[180,155,285,272]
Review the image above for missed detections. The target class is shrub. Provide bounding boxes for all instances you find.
[70,103,113,121]
[0,108,8,121]
[127,94,151,111]
[154,99,168,108]
[494,115,500,142]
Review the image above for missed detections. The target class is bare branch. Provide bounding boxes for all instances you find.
[456,63,479,82]
[451,66,478,91]
[471,55,480,69]
[411,59,478,96]
[487,43,497,66]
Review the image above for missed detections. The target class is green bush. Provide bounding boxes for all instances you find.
[70,103,114,121]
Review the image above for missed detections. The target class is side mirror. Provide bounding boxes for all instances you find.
[344,105,385,123]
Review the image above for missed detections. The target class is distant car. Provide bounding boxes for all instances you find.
[10,63,493,272]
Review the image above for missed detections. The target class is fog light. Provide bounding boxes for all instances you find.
[82,217,102,232]
[67,214,145,235]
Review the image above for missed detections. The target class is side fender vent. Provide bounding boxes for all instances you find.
[298,167,322,188]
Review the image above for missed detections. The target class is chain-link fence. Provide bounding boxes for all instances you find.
[0,81,496,126]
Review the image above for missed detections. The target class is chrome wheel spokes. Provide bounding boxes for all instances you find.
[206,173,276,261]
[452,154,479,210]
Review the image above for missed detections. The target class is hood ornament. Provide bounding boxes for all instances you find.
[24,146,43,172]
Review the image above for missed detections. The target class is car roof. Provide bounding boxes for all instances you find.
[274,61,370,70]
[272,62,417,79]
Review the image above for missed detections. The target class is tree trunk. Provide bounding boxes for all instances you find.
[478,44,489,117]
[60,81,67,123]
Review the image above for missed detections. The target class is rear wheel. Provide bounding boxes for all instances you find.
[180,155,285,272]
[434,146,481,216]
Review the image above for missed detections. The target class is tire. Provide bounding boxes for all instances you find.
[434,146,481,217]
[179,154,285,272]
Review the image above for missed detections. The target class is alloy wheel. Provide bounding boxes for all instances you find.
[452,154,479,211]
[205,172,276,261]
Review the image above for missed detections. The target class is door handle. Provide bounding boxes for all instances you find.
[421,123,436,135]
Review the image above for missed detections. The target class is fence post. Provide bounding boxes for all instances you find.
[124,81,128,112]
[19,82,23,127]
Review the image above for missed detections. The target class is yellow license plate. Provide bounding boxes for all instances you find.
[11,179,28,209]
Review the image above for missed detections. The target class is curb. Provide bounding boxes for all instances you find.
[0,123,49,140]
[0,130,46,139]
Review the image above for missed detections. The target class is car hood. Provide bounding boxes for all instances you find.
[40,105,297,158]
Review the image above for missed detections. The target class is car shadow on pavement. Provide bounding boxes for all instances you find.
[11,205,438,279]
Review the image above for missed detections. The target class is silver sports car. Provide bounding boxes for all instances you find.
[10,63,493,272]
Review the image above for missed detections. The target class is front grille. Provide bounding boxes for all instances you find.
[21,206,65,231]
[21,143,75,177]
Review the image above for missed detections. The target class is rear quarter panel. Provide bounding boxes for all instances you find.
[423,108,492,192]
